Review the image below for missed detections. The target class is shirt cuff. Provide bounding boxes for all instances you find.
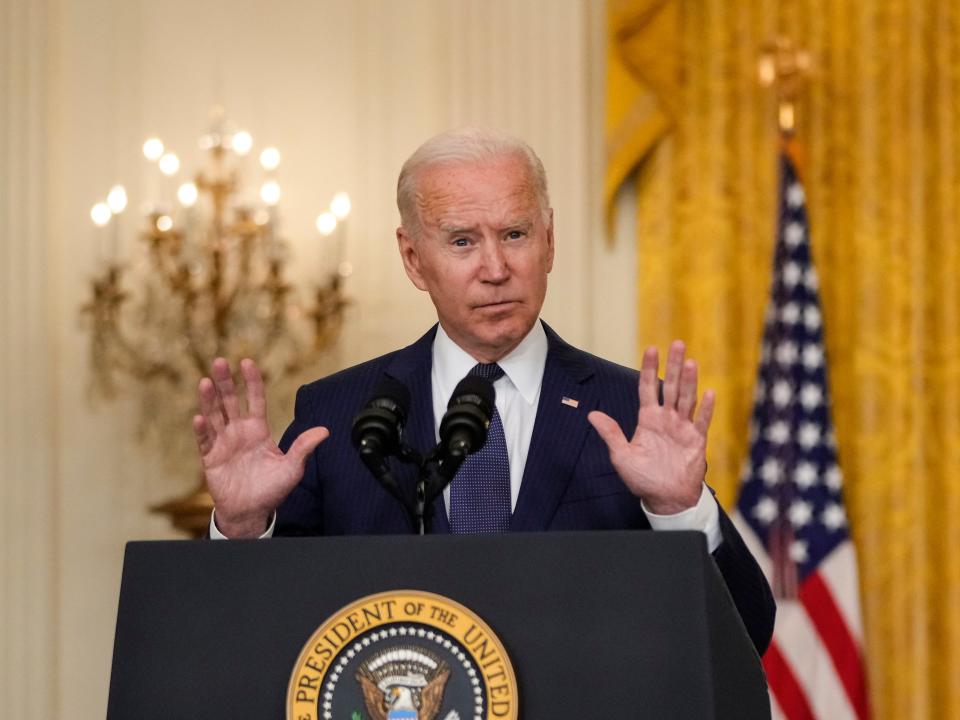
[641,484,722,553]
[209,508,276,539]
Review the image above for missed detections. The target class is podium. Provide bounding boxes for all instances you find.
[107,531,769,718]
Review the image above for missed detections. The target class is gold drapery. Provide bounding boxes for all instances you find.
[606,1,960,718]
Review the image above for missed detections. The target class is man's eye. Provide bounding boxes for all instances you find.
[506,230,526,240]
[452,237,470,247]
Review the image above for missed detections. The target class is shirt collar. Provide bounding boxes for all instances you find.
[432,320,548,405]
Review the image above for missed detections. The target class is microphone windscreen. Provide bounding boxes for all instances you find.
[351,376,411,454]
[447,375,494,415]
[367,376,411,422]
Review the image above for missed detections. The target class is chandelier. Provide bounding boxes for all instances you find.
[82,109,350,536]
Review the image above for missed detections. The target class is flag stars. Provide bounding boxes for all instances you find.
[802,344,824,370]
[798,422,822,450]
[790,539,809,563]
[789,499,814,528]
[776,340,799,365]
[782,261,803,288]
[794,461,818,489]
[771,380,793,408]
[766,421,791,446]
[786,182,805,209]
[753,496,779,524]
[804,267,819,291]
[780,302,801,325]
[822,503,847,530]
[804,305,822,331]
[825,464,843,490]
[784,221,805,247]
[800,383,823,410]
[761,458,784,485]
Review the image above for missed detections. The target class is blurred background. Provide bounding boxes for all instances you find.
[2,0,958,717]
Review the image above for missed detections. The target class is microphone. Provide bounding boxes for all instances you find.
[438,375,495,459]
[352,378,412,513]
[351,377,411,460]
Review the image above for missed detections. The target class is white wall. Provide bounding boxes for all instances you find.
[2,0,637,716]
[1,1,57,717]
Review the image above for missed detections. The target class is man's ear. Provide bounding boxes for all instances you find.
[397,226,428,291]
[545,208,555,273]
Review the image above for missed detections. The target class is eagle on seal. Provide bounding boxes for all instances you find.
[356,645,451,720]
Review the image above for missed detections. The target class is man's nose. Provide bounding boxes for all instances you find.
[479,238,509,282]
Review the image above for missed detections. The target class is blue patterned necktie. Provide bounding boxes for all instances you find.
[449,363,511,534]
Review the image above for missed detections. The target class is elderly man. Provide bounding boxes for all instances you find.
[193,128,775,653]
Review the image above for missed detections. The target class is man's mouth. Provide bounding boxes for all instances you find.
[475,300,517,310]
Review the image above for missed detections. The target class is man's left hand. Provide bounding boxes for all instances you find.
[588,340,715,515]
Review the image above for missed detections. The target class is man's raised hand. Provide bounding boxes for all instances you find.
[587,341,715,515]
[193,358,329,538]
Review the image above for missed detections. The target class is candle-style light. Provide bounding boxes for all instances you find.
[315,211,337,236]
[90,202,112,227]
[158,153,180,176]
[260,180,281,206]
[231,130,253,156]
[260,147,281,171]
[107,185,128,214]
[330,191,351,220]
[142,138,164,161]
[177,182,198,207]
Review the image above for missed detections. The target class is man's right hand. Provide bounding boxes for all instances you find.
[193,357,329,538]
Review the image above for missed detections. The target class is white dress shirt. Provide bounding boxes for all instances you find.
[213,320,722,549]
[431,321,546,513]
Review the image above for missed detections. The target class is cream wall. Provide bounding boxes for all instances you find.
[2,0,637,716]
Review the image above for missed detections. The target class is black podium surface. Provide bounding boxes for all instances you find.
[108,531,769,718]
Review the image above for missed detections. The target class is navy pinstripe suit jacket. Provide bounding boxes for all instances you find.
[276,322,775,653]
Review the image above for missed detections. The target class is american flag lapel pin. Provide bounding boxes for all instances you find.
[561,396,579,408]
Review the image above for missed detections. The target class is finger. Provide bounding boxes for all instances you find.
[192,414,214,456]
[676,359,698,419]
[661,340,685,409]
[240,358,266,419]
[694,389,716,436]
[211,357,241,420]
[587,410,630,455]
[285,426,331,471]
[638,346,660,407]
[197,376,226,433]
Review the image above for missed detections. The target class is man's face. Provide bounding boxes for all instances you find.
[397,153,554,363]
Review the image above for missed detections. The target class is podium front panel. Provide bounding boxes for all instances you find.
[108,531,768,718]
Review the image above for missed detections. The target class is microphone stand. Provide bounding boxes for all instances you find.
[376,442,468,535]
[415,448,468,535]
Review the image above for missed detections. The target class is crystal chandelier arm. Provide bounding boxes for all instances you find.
[82,265,182,394]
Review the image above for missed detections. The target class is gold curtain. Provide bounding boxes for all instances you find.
[606,1,960,718]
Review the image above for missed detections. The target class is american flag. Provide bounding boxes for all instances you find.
[733,150,870,720]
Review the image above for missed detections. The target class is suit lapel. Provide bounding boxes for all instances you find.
[384,325,451,533]
[510,324,596,531]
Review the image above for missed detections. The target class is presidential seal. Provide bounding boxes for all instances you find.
[287,590,518,720]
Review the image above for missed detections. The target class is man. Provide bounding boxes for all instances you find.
[193,128,775,653]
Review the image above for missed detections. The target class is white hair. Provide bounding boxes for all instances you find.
[396,127,551,236]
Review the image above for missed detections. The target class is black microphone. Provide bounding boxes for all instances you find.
[351,377,411,460]
[352,378,413,514]
[438,375,495,459]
